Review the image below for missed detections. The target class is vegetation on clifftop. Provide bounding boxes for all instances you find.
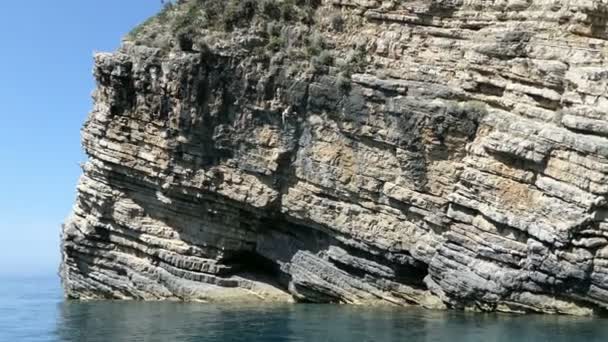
[125,0,367,88]
[127,0,320,52]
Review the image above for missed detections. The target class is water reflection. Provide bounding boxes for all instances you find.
[56,302,295,342]
[54,301,608,342]
[4,277,608,341]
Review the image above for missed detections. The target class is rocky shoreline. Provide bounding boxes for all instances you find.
[61,0,608,316]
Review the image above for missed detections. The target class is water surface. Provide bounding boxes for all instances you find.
[1,276,607,341]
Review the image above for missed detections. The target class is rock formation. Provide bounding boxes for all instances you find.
[61,0,608,315]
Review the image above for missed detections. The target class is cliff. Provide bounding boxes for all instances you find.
[61,0,608,315]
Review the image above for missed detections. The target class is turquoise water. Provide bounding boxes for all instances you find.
[1,276,608,341]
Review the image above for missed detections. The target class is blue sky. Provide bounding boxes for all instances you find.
[0,1,162,276]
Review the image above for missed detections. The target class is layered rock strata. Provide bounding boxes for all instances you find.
[61,0,608,315]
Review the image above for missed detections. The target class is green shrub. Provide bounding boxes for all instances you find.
[266,21,281,37]
[336,72,351,92]
[330,13,344,32]
[317,50,333,65]
[306,31,324,57]
[260,0,281,18]
[267,36,284,51]
[222,0,257,31]
[279,0,296,20]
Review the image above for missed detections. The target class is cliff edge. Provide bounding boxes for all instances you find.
[61,0,608,315]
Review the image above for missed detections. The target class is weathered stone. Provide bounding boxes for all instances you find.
[61,0,608,315]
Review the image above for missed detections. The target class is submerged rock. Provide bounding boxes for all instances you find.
[61,0,608,315]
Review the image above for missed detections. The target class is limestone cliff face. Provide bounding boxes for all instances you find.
[61,0,608,315]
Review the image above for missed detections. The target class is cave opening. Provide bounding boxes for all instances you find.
[223,250,287,285]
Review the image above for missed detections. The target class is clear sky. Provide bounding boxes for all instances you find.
[0,1,163,276]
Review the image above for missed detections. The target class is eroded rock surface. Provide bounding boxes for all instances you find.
[61,0,608,315]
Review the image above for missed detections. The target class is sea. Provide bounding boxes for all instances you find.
[1,275,607,341]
